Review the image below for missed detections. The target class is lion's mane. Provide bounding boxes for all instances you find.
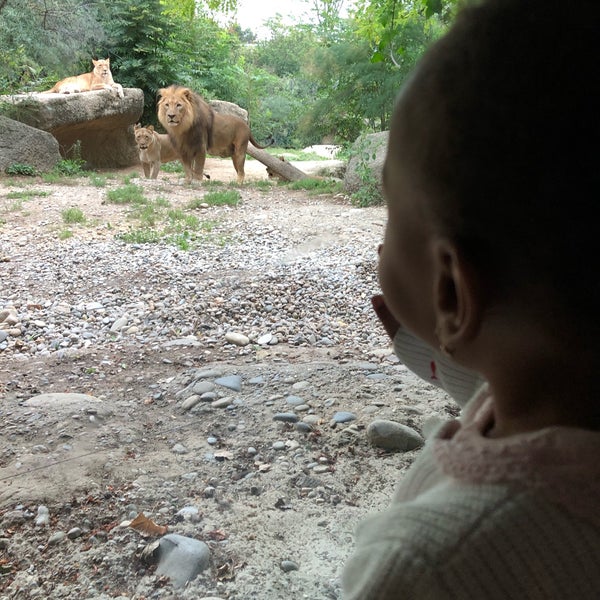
[157,85,214,169]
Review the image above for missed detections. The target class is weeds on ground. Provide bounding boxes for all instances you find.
[87,174,107,187]
[110,186,226,249]
[61,207,86,224]
[347,136,384,207]
[5,163,38,177]
[201,190,241,207]
[5,190,49,200]
[105,184,146,205]
[287,178,343,194]
[161,161,183,173]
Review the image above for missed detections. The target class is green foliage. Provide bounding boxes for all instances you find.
[353,0,450,66]
[58,229,74,240]
[61,207,86,224]
[348,136,385,207]
[105,184,146,205]
[5,190,49,200]
[87,174,108,187]
[99,0,183,125]
[0,0,108,93]
[55,159,86,177]
[5,163,38,176]
[201,190,241,206]
[117,228,162,244]
[160,161,184,173]
[287,178,343,194]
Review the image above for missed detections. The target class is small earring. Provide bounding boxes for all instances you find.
[439,343,455,358]
[434,325,455,357]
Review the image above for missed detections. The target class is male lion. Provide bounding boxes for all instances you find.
[134,124,179,179]
[157,84,269,184]
[42,58,124,98]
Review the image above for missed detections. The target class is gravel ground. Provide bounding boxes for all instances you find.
[0,159,455,599]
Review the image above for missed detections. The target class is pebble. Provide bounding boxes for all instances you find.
[48,531,66,546]
[366,419,424,451]
[280,560,299,573]
[35,506,50,527]
[215,375,242,391]
[225,331,250,346]
[332,411,357,423]
[67,527,83,539]
[181,395,202,411]
[273,413,299,423]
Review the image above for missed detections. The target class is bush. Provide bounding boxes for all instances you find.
[5,163,38,176]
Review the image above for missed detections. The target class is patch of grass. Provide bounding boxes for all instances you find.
[61,207,86,224]
[198,219,219,232]
[202,190,241,207]
[187,197,206,210]
[154,197,171,208]
[161,161,183,173]
[7,199,25,212]
[5,163,38,176]
[121,174,136,185]
[130,204,159,227]
[87,173,107,187]
[287,178,343,194]
[116,228,162,244]
[58,229,74,240]
[5,190,49,200]
[55,158,86,177]
[105,184,146,205]
[251,179,276,191]
[164,232,191,250]
[203,179,225,188]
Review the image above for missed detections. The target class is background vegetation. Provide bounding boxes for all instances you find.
[0,0,457,148]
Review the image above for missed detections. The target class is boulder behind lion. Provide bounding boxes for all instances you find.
[157,85,269,183]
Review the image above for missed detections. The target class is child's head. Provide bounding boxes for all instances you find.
[379,0,598,366]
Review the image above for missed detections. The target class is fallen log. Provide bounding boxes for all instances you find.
[247,144,310,181]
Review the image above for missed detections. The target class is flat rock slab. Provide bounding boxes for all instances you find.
[1,88,144,168]
[23,392,102,408]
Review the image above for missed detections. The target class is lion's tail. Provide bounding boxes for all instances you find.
[248,133,274,150]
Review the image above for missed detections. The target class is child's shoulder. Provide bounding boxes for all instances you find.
[344,483,600,599]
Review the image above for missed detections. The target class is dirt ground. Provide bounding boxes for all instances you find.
[0,157,454,599]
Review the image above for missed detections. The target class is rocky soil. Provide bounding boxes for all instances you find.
[0,157,455,599]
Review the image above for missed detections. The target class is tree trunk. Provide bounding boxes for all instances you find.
[247,144,310,181]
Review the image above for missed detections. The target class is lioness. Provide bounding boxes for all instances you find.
[43,58,124,98]
[134,124,179,179]
[157,84,270,184]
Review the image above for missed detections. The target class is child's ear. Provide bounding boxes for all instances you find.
[432,239,481,354]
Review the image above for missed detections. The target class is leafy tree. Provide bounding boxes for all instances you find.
[98,0,184,124]
[251,22,317,78]
[300,34,401,143]
[352,0,454,65]
[0,0,107,92]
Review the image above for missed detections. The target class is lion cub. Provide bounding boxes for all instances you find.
[43,58,124,98]
[134,124,179,179]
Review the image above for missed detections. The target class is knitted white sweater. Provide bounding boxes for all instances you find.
[342,358,600,599]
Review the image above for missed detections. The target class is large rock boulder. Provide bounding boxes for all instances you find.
[209,100,248,123]
[0,89,144,168]
[343,131,389,197]
[0,115,61,173]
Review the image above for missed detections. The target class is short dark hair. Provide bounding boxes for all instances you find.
[396,0,599,332]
